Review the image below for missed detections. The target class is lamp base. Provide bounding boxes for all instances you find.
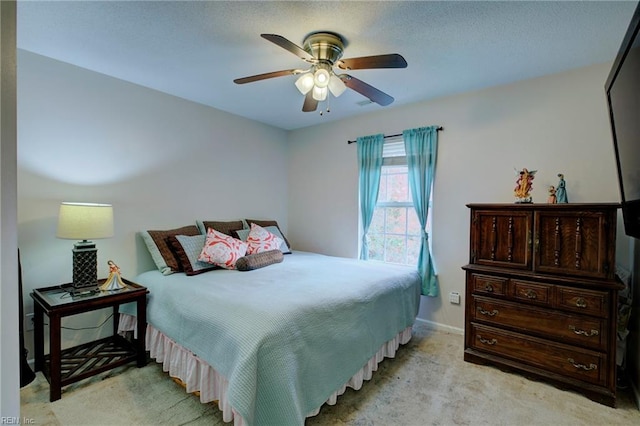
[72,241,98,290]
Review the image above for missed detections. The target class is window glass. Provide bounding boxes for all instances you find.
[368,163,421,266]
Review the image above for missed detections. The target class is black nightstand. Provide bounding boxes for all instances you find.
[31,278,148,401]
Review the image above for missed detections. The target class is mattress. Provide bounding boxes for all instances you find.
[121,251,421,425]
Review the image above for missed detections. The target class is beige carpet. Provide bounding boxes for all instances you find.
[21,322,640,425]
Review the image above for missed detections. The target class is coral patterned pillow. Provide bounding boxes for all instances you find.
[246,223,285,254]
[198,228,248,269]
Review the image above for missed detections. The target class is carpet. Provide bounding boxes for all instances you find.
[20,322,640,425]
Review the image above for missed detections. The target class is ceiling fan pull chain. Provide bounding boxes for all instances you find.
[320,95,330,116]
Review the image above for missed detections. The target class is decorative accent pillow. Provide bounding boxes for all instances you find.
[169,234,217,276]
[141,225,201,275]
[244,219,291,251]
[236,225,291,254]
[244,223,284,254]
[196,220,246,237]
[236,250,284,271]
[198,228,248,269]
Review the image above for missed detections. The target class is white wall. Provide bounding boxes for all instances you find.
[287,62,621,331]
[17,50,289,356]
[17,50,638,399]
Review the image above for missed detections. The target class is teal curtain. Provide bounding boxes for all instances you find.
[357,134,384,260]
[403,126,439,296]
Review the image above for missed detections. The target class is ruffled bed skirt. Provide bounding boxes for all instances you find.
[118,314,413,425]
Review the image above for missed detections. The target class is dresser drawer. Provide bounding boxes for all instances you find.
[469,323,607,386]
[510,279,552,306]
[471,274,507,296]
[471,296,607,350]
[557,286,609,318]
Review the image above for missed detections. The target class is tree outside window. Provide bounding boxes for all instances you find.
[367,165,422,265]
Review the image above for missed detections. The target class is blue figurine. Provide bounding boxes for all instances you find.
[556,173,568,203]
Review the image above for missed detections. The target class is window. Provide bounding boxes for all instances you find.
[366,138,430,266]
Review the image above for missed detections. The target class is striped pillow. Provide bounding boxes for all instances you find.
[141,225,201,274]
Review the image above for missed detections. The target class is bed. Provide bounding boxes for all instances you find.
[119,226,421,425]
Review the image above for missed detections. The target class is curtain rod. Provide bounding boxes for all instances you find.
[347,126,443,144]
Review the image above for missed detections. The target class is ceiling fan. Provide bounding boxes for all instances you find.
[233,32,408,112]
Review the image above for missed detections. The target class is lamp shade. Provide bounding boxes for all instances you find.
[312,85,328,101]
[313,68,330,88]
[294,73,314,95]
[56,202,114,240]
[328,74,347,97]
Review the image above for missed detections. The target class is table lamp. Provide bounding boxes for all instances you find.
[56,202,114,290]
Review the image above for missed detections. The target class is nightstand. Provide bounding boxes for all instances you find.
[31,278,148,401]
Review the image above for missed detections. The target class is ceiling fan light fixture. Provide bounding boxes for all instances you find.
[313,68,330,88]
[295,72,314,95]
[312,85,328,101]
[235,31,407,113]
[328,74,347,97]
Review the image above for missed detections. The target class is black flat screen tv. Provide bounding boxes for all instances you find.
[605,1,640,239]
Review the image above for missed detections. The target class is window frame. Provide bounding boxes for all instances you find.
[365,137,423,266]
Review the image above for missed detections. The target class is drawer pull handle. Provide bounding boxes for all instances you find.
[484,284,494,292]
[477,335,497,345]
[477,307,499,316]
[525,289,537,299]
[568,325,599,337]
[568,358,598,371]
[575,298,587,308]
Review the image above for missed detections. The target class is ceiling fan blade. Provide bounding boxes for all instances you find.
[336,54,407,70]
[261,34,315,62]
[302,91,318,112]
[234,69,302,84]
[339,74,394,106]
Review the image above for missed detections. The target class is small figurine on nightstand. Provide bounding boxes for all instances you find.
[99,260,127,291]
[547,185,557,204]
[514,168,536,203]
[556,173,568,203]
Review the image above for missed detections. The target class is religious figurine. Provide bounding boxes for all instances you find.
[514,168,537,203]
[556,173,568,203]
[99,260,127,291]
[547,185,557,204]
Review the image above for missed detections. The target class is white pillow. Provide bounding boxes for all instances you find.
[235,225,291,254]
[245,223,284,254]
[198,228,248,269]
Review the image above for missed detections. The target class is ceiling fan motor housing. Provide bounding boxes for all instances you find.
[303,32,345,65]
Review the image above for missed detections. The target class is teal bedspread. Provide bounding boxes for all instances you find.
[125,251,420,425]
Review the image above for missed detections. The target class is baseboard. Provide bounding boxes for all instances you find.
[414,318,464,335]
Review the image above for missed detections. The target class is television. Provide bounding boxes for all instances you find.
[605,1,640,239]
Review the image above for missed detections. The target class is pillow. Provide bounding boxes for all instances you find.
[235,223,284,255]
[235,225,291,254]
[245,219,291,250]
[236,250,284,271]
[141,225,201,275]
[198,228,248,269]
[246,223,284,254]
[196,220,246,237]
[169,234,217,276]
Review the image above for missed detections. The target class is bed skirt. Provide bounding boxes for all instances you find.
[118,314,413,425]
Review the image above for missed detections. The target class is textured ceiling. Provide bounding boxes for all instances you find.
[17,1,639,130]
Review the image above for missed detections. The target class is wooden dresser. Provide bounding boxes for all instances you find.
[463,203,623,407]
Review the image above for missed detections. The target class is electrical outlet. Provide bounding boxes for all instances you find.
[25,313,34,331]
[449,292,461,305]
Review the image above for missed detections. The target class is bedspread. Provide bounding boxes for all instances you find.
[122,251,421,425]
